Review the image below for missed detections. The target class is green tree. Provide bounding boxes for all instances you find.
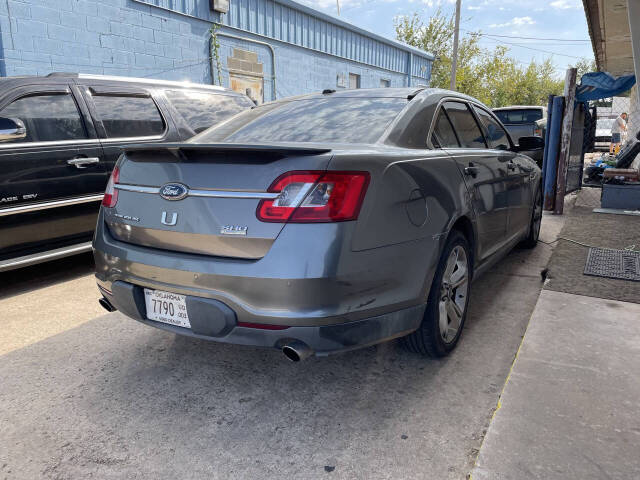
[395,10,567,107]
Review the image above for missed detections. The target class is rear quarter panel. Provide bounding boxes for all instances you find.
[328,149,473,252]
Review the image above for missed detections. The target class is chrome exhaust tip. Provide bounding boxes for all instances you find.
[99,297,117,313]
[282,340,314,362]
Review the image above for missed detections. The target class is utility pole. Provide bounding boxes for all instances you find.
[450,0,461,90]
[336,0,340,15]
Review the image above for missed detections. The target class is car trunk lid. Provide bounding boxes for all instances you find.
[104,143,332,259]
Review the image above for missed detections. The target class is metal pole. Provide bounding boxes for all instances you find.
[554,67,578,215]
[336,0,340,15]
[450,0,461,90]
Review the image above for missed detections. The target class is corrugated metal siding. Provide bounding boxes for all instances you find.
[136,0,430,78]
[226,0,414,74]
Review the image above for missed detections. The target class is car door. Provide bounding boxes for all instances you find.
[0,84,106,259]
[435,101,510,261]
[77,83,179,174]
[472,105,531,241]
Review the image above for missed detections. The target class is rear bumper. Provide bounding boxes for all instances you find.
[100,280,425,356]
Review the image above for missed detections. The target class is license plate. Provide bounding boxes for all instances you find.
[144,289,191,328]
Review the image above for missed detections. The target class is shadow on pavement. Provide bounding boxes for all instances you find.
[0,252,95,300]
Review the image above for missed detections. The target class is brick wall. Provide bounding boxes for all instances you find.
[0,0,429,100]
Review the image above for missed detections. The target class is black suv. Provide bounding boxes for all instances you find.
[0,73,253,272]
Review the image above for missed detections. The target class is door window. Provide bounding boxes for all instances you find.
[0,92,86,143]
[431,109,460,148]
[443,101,486,149]
[474,107,510,150]
[165,90,251,134]
[91,94,164,138]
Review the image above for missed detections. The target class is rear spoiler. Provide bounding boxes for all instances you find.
[121,142,332,156]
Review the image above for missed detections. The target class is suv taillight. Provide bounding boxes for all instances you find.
[102,166,120,208]
[257,171,370,223]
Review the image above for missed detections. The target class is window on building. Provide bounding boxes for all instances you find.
[91,94,165,138]
[165,90,252,134]
[474,107,510,150]
[443,101,486,149]
[380,79,391,88]
[349,73,360,89]
[431,109,460,148]
[0,93,86,143]
[192,97,408,145]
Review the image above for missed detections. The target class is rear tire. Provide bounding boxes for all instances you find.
[521,186,542,249]
[402,230,472,357]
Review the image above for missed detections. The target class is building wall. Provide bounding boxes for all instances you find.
[0,0,431,101]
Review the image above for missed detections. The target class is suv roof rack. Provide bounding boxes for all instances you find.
[47,73,228,92]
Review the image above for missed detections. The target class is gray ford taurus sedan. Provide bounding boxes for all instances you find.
[93,88,542,361]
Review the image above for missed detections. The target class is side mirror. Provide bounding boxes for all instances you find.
[518,136,544,151]
[0,117,27,143]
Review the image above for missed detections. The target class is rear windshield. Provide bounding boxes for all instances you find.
[165,90,252,134]
[494,109,543,125]
[190,97,408,144]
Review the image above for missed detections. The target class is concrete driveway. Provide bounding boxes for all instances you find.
[0,216,564,479]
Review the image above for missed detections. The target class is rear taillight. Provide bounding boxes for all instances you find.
[257,170,370,223]
[102,166,120,208]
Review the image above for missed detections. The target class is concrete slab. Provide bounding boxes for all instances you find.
[472,290,640,480]
[0,217,564,479]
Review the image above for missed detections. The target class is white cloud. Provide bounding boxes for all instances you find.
[490,16,535,27]
[550,0,581,9]
[468,5,482,10]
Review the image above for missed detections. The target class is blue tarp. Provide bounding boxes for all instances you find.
[576,72,636,102]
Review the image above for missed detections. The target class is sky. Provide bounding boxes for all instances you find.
[298,0,594,77]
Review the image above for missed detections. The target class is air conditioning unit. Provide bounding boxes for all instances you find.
[211,0,229,14]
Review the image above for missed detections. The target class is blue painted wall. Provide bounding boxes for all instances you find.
[0,0,432,101]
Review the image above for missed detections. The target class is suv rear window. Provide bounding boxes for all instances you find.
[92,94,164,138]
[166,90,251,134]
[494,109,543,125]
[192,97,407,144]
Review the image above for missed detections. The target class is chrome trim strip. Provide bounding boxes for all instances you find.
[0,138,102,149]
[115,183,279,200]
[0,242,93,272]
[0,194,104,217]
[115,184,160,194]
[188,189,280,200]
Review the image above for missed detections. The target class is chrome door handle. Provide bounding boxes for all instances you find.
[67,157,100,169]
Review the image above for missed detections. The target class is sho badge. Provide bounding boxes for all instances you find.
[220,225,248,236]
[161,211,178,226]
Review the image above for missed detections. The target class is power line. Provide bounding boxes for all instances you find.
[466,31,590,42]
[468,32,587,59]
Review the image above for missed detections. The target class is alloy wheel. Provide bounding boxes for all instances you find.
[439,245,469,344]
[532,190,542,240]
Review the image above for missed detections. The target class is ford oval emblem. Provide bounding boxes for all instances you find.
[160,183,189,201]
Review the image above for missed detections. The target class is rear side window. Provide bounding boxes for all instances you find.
[474,107,510,150]
[494,108,543,125]
[0,93,86,143]
[444,102,486,149]
[91,94,164,138]
[165,90,251,134]
[431,110,459,148]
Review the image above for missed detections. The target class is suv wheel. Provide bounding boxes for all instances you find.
[403,230,471,357]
